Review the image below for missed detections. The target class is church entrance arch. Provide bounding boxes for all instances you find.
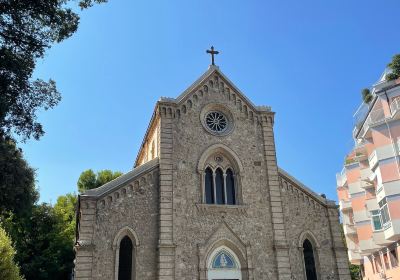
[207,246,242,280]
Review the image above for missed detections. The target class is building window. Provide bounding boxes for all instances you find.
[226,169,236,205]
[205,111,228,133]
[379,198,391,226]
[205,168,214,204]
[390,248,399,267]
[371,210,383,230]
[303,239,318,280]
[204,166,237,205]
[118,236,134,280]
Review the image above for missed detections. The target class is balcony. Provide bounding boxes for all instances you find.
[373,231,392,246]
[343,224,357,236]
[360,179,374,189]
[360,168,373,179]
[365,198,379,211]
[339,199,352,211]
[354,97,400,140]
[376,180,400,202]
[390,97,400,120]
[348,250,362,264]
[368,150,378,170]
[349,182,363,195]
[336,170,347,187]
[384,219,400,241]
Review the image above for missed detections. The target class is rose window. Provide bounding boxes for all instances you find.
[205,111,228,132]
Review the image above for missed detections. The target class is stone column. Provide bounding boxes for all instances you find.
[158,105,175,280]
[260,113,292,280]
[327,205,351,280]
[74,198,96,280]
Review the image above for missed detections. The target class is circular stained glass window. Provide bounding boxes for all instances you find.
[205,111,228,132]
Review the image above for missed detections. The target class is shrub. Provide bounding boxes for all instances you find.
[0,226,23,280]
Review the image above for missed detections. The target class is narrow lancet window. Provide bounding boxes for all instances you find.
[118,236,133,280]
[215,168,225,204]
[226,168,235,205]
[205,167,214,204]
[303,239,317,280]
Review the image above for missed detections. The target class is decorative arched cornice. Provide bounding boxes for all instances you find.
[112,226,140,249]
[298,230,320,249]
[197,144,243,173]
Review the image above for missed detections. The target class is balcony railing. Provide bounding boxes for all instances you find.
[390,97,400,114]
[354,97,400,139]
[340,200,352,211]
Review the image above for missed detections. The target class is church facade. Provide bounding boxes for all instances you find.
[74,64,351,280]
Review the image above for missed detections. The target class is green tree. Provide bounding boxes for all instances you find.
[361,88,373,104]
[0,0,106,140]
[77,169,123,193]
[4,204,75,280]
[0,136,38,218]
[54,193,78,242]
[0,226,23,280]
[386,54,400,81]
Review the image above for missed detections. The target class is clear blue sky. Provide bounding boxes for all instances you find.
[21,0,400,203]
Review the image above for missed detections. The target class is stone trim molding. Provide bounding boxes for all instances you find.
[298,230,322,280]
[195,203,248,216]
[113,226,140,280]
[198,221,253,280]
[297,230,321,249]
[112,226,140,249]
[197,143,244,173]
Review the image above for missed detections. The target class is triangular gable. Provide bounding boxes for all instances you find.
[162,65,271,113]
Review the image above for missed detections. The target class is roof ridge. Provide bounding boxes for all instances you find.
[82,158,159,198]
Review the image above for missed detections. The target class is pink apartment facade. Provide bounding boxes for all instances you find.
[337,71,400,280]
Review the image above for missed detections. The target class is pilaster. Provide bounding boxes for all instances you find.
[260,113,292,280]
[74,198,96,280]
[158,105,175,280]
[327,206,352,280]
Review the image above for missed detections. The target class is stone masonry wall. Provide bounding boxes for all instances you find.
[280,176,351,280]
[89,168,160,280]
[160,73,278,279]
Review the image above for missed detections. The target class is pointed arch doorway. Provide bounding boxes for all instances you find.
[207,246,242,280]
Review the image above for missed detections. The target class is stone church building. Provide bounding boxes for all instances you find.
[74,59,351,280]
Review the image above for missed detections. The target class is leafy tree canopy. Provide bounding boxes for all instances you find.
[387,54,400,81]
[54,193,77,242]
[3,203,75,280]
[0,0,106,140]
[0,136,38,217]
[77,169,123,193]
[0,226,23,280]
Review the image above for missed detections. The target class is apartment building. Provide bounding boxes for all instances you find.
[337,70,400,279]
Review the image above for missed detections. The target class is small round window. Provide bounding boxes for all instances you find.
[205,111,228,133]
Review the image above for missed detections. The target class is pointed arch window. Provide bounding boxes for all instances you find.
[205,168,214,204]
[226,169,236,205]
[303,239,317,280]
[215,168,225,204]
[118,236,133,280]
[113,227,139,280]
[203,166,237,205]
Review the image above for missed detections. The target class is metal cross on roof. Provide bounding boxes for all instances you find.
[206,46,219,65]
